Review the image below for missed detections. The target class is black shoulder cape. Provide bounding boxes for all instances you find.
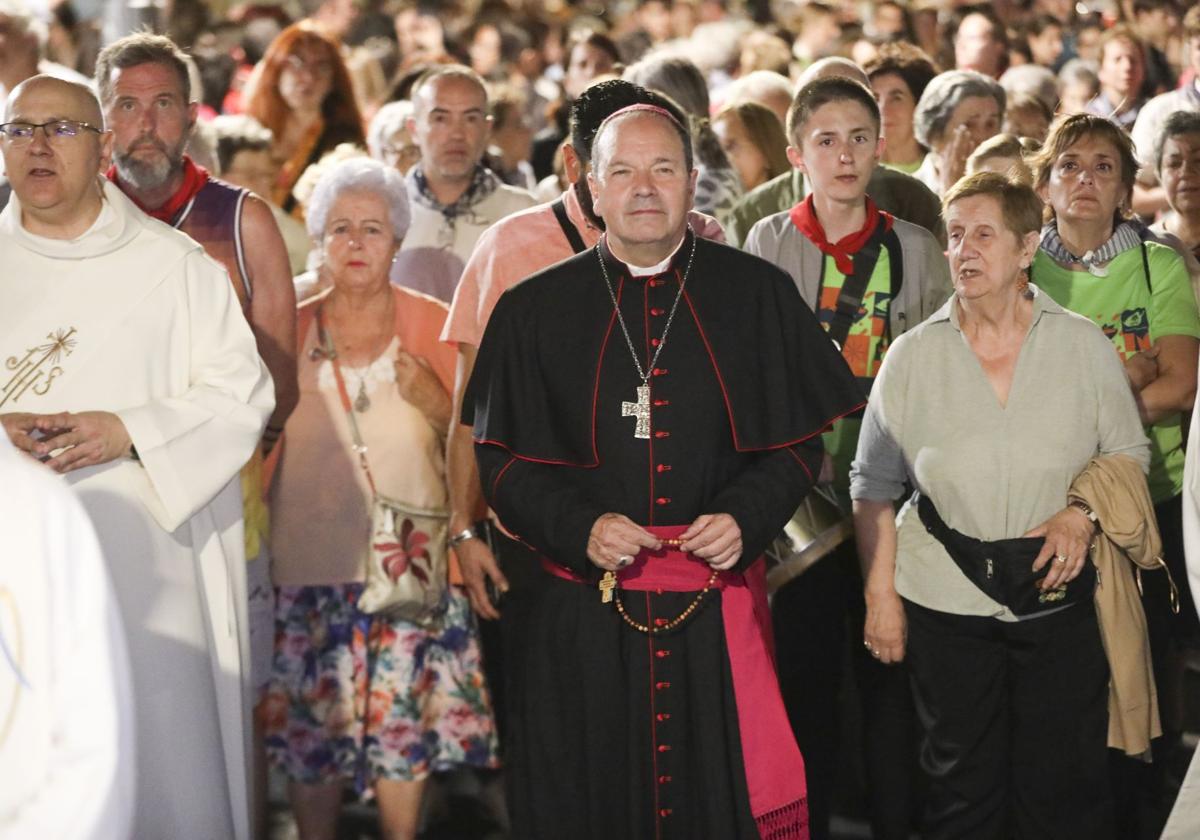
[464,231,865,466]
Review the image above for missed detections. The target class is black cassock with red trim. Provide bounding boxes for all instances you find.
[464,229,863,840]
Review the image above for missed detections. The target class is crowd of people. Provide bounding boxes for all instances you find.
[4,0,1200,839]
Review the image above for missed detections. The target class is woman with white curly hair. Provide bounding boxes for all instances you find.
[264,157,499,840]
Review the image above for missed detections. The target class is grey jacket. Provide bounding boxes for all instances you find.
[743,210,953,340]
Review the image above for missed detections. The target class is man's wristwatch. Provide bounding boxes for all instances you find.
[448,526,480,547]
[1068,498,1098,526]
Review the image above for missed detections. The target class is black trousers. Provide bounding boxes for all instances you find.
[772,543,920,840]
[1109,493,1197,839]
[476,527,545,748]
[904,599,1113,840]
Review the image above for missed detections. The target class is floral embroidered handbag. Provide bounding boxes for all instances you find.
[318,309,450,627]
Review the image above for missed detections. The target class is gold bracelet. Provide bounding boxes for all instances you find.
[611,570,720,635]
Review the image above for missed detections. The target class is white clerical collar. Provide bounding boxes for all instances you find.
[22,195,112,245]
[619,233,687,276]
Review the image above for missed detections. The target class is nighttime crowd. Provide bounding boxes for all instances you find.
[3,1,1200,839]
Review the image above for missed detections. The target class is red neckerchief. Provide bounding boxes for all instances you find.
[789,194,894,276]
[107,155,210,224]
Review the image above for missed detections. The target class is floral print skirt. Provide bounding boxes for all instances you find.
[263,583,499,785]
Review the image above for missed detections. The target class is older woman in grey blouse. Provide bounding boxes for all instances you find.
[850,173,1149,840]
[912,70,1005,195]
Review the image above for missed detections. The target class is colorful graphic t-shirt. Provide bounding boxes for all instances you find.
[1033,242,1200,502]
[817,250,893,497]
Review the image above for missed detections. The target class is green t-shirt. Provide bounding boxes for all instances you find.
[817,251,894,498]
[880,157,925,176]
[1033,241,1200,502]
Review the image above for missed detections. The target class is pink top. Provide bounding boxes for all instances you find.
[270,286,458,586]
[440,187,726,348]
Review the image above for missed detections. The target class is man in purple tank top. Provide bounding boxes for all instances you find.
[96,32,298,840]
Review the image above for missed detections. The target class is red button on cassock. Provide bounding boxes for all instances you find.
[655,649,671,658]
[654,399,669,406]
[659,809,673,817]
[655,681,671,690]
[656,497,671,505]
[649,278,664,287]
[658,775,672,784]
[650,307,665,316]
[652,367,668,376]
[654,617,669,627]
[650,338,660,347]
[654,431,670,439]
[656,464,672,473]
[658,744,671,753]
[656,713,671,721]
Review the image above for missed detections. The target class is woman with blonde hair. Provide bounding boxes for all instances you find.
[711,100,790,192]
[1031,112,1200,836]
[966,133,1040,185]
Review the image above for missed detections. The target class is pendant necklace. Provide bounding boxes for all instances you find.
[595,229,696,440]
[349,369,371,413]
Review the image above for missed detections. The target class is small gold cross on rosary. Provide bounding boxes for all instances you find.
[599,571,617,603]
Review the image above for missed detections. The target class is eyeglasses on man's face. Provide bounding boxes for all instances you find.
[0,120,105,146]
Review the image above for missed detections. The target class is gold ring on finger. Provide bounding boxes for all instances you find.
[1055,555,1068,564]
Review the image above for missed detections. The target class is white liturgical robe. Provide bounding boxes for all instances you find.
[0,180,274,840]
[0,433,135,840]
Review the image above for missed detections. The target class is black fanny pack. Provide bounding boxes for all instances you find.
[917,494,1095,616]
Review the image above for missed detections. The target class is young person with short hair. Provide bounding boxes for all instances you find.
[743,75,952,840]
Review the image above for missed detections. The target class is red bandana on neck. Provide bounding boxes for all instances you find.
[107,155,210,224]
[789,194,893,276]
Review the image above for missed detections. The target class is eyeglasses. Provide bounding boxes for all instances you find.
[382,144,421,165]
[0,120,104,146]
[284,54,334,78]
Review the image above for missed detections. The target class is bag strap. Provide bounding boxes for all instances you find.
[551,197,587,254]
[315,304,379,497]
[1140,240,1152,295]
[825,229,886,352]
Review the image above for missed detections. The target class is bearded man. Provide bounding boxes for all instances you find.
[94,34,298,836]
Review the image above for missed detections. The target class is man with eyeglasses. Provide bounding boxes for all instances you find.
[391,64,537,303]
[94,31,299,840]
[0,75,273,840]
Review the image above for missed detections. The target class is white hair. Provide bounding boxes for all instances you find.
[1000,64,1059,114]
[367,99,414,160]
[913,70,1006,149]
[305,157,411,243]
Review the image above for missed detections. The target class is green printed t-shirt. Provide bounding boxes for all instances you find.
[816,251,894,498]
[1033,242,1200,502]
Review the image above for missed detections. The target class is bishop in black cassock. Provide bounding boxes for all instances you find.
[463,105,863,840]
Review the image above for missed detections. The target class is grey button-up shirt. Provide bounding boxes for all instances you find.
[850,287,1150,619]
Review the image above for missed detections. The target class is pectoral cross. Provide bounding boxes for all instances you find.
[621,384,651,440]
[599,571,617,603]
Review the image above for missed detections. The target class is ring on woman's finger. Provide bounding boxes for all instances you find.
[863,640,872,650]
[1055,554,1068,564]
[617,554,633,567]
[871,648,881,658]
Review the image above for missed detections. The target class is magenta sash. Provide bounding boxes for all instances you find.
[542,524,809,839]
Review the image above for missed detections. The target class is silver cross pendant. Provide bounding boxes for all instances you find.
[621,384,651,440]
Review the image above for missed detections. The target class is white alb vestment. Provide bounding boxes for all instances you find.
[0,181,274,840]
[1172,374,1200,838]
[0,434,135,839]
